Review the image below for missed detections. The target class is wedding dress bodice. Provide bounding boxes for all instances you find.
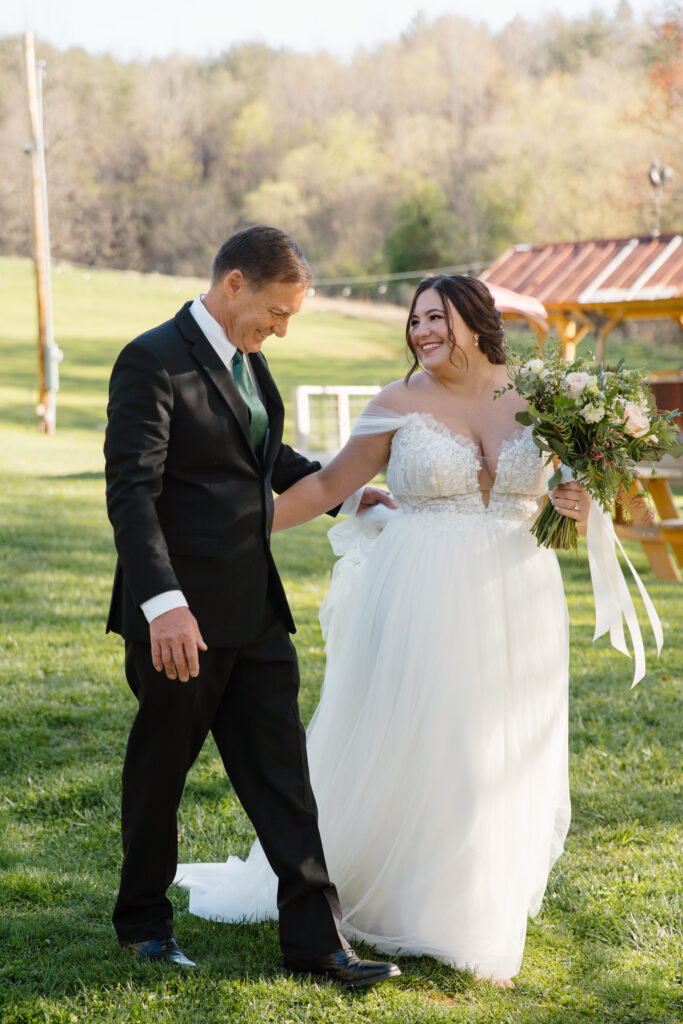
[384,412,551,523]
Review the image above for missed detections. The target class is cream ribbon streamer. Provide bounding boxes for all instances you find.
[585,501,663,687]
[558,464,663,686]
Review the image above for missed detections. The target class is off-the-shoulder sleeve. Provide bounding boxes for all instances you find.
[351,404,408,437]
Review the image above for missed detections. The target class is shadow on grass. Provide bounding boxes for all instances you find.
[38,471,105,481]
[5,914,679,1023]
[0,404,44,429]
[0,913,283,998]
[1,862,680,1021]
[0,387,105,429]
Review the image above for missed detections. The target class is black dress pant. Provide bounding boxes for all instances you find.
[112,610,347,960]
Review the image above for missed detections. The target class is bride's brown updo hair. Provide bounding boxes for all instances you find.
[405,274,506,380]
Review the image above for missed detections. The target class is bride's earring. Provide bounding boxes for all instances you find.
[473,334,480,348]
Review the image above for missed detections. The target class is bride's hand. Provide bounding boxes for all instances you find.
[550,482,590,523]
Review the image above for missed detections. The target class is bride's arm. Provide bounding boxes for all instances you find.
[273,431,393,532]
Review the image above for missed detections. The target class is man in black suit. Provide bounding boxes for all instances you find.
[104,226,399,985]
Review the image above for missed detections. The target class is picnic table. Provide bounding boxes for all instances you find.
[613,466,683,582]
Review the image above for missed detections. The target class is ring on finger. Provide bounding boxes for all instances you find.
[573,502,580,511]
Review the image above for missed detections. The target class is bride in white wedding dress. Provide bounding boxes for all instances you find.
[175,275,591,986]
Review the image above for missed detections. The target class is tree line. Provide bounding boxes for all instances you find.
[0,3,681,282]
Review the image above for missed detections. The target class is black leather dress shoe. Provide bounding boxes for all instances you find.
[284,948,400,988]
[123,937,196,967]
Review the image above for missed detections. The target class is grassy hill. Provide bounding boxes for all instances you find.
[0,258,681,1024]
[0,257,409,435]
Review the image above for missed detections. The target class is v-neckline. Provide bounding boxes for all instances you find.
[409,411,530,473]
[406,411,535,508]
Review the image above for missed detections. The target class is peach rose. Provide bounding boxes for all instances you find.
[563,371,592,398]
[622,403,650,438]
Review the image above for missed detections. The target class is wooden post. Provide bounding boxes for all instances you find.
[24,32,59,433]
[594,315,622,365]
[549,315,590,361]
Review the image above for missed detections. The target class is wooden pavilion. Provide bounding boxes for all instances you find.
[480,233,683,361]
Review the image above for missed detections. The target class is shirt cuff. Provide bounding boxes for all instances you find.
[140,590,189,623]
[339,487,365,516]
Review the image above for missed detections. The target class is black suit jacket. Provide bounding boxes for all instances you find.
[104,301,324,646]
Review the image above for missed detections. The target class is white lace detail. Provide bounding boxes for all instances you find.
[384,412,550,523]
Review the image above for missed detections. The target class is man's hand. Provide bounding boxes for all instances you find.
[357,487,397,514]
[150,607,208,682]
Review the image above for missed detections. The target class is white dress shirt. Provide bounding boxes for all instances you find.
[141,296,363,624]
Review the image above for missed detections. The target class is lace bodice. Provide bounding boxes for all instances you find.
[355,410,552,523]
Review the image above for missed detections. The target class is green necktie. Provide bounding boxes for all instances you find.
[232,350,268,455]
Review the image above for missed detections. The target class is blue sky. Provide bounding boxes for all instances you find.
[5,0,666,61]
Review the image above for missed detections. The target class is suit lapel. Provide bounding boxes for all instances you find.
[175,304,257,463]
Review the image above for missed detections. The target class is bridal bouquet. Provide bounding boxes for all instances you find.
[498,344,682,550]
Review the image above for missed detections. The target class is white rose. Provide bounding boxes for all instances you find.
[523,358,545,374]
[581,403,606,423]
[563,371,592,398]
[622,403,650,438]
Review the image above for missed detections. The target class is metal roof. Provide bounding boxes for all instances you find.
[484,282,549,334]
[480,234,683,312]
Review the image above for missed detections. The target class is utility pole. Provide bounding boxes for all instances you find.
[648,158,674,240]
[24,31,62,433]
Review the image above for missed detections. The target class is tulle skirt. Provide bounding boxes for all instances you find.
[176,506,570,980]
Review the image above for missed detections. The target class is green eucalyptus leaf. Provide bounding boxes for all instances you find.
[533,437,552,452]
[548,467,564,490]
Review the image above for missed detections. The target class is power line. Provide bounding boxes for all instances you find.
[312,261,491,287]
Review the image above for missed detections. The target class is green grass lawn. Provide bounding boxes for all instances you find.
[1,258,681,1023]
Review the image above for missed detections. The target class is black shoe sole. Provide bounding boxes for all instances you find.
[121,943,196,967]
[284,963,401,988]
[142,955,196,966]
